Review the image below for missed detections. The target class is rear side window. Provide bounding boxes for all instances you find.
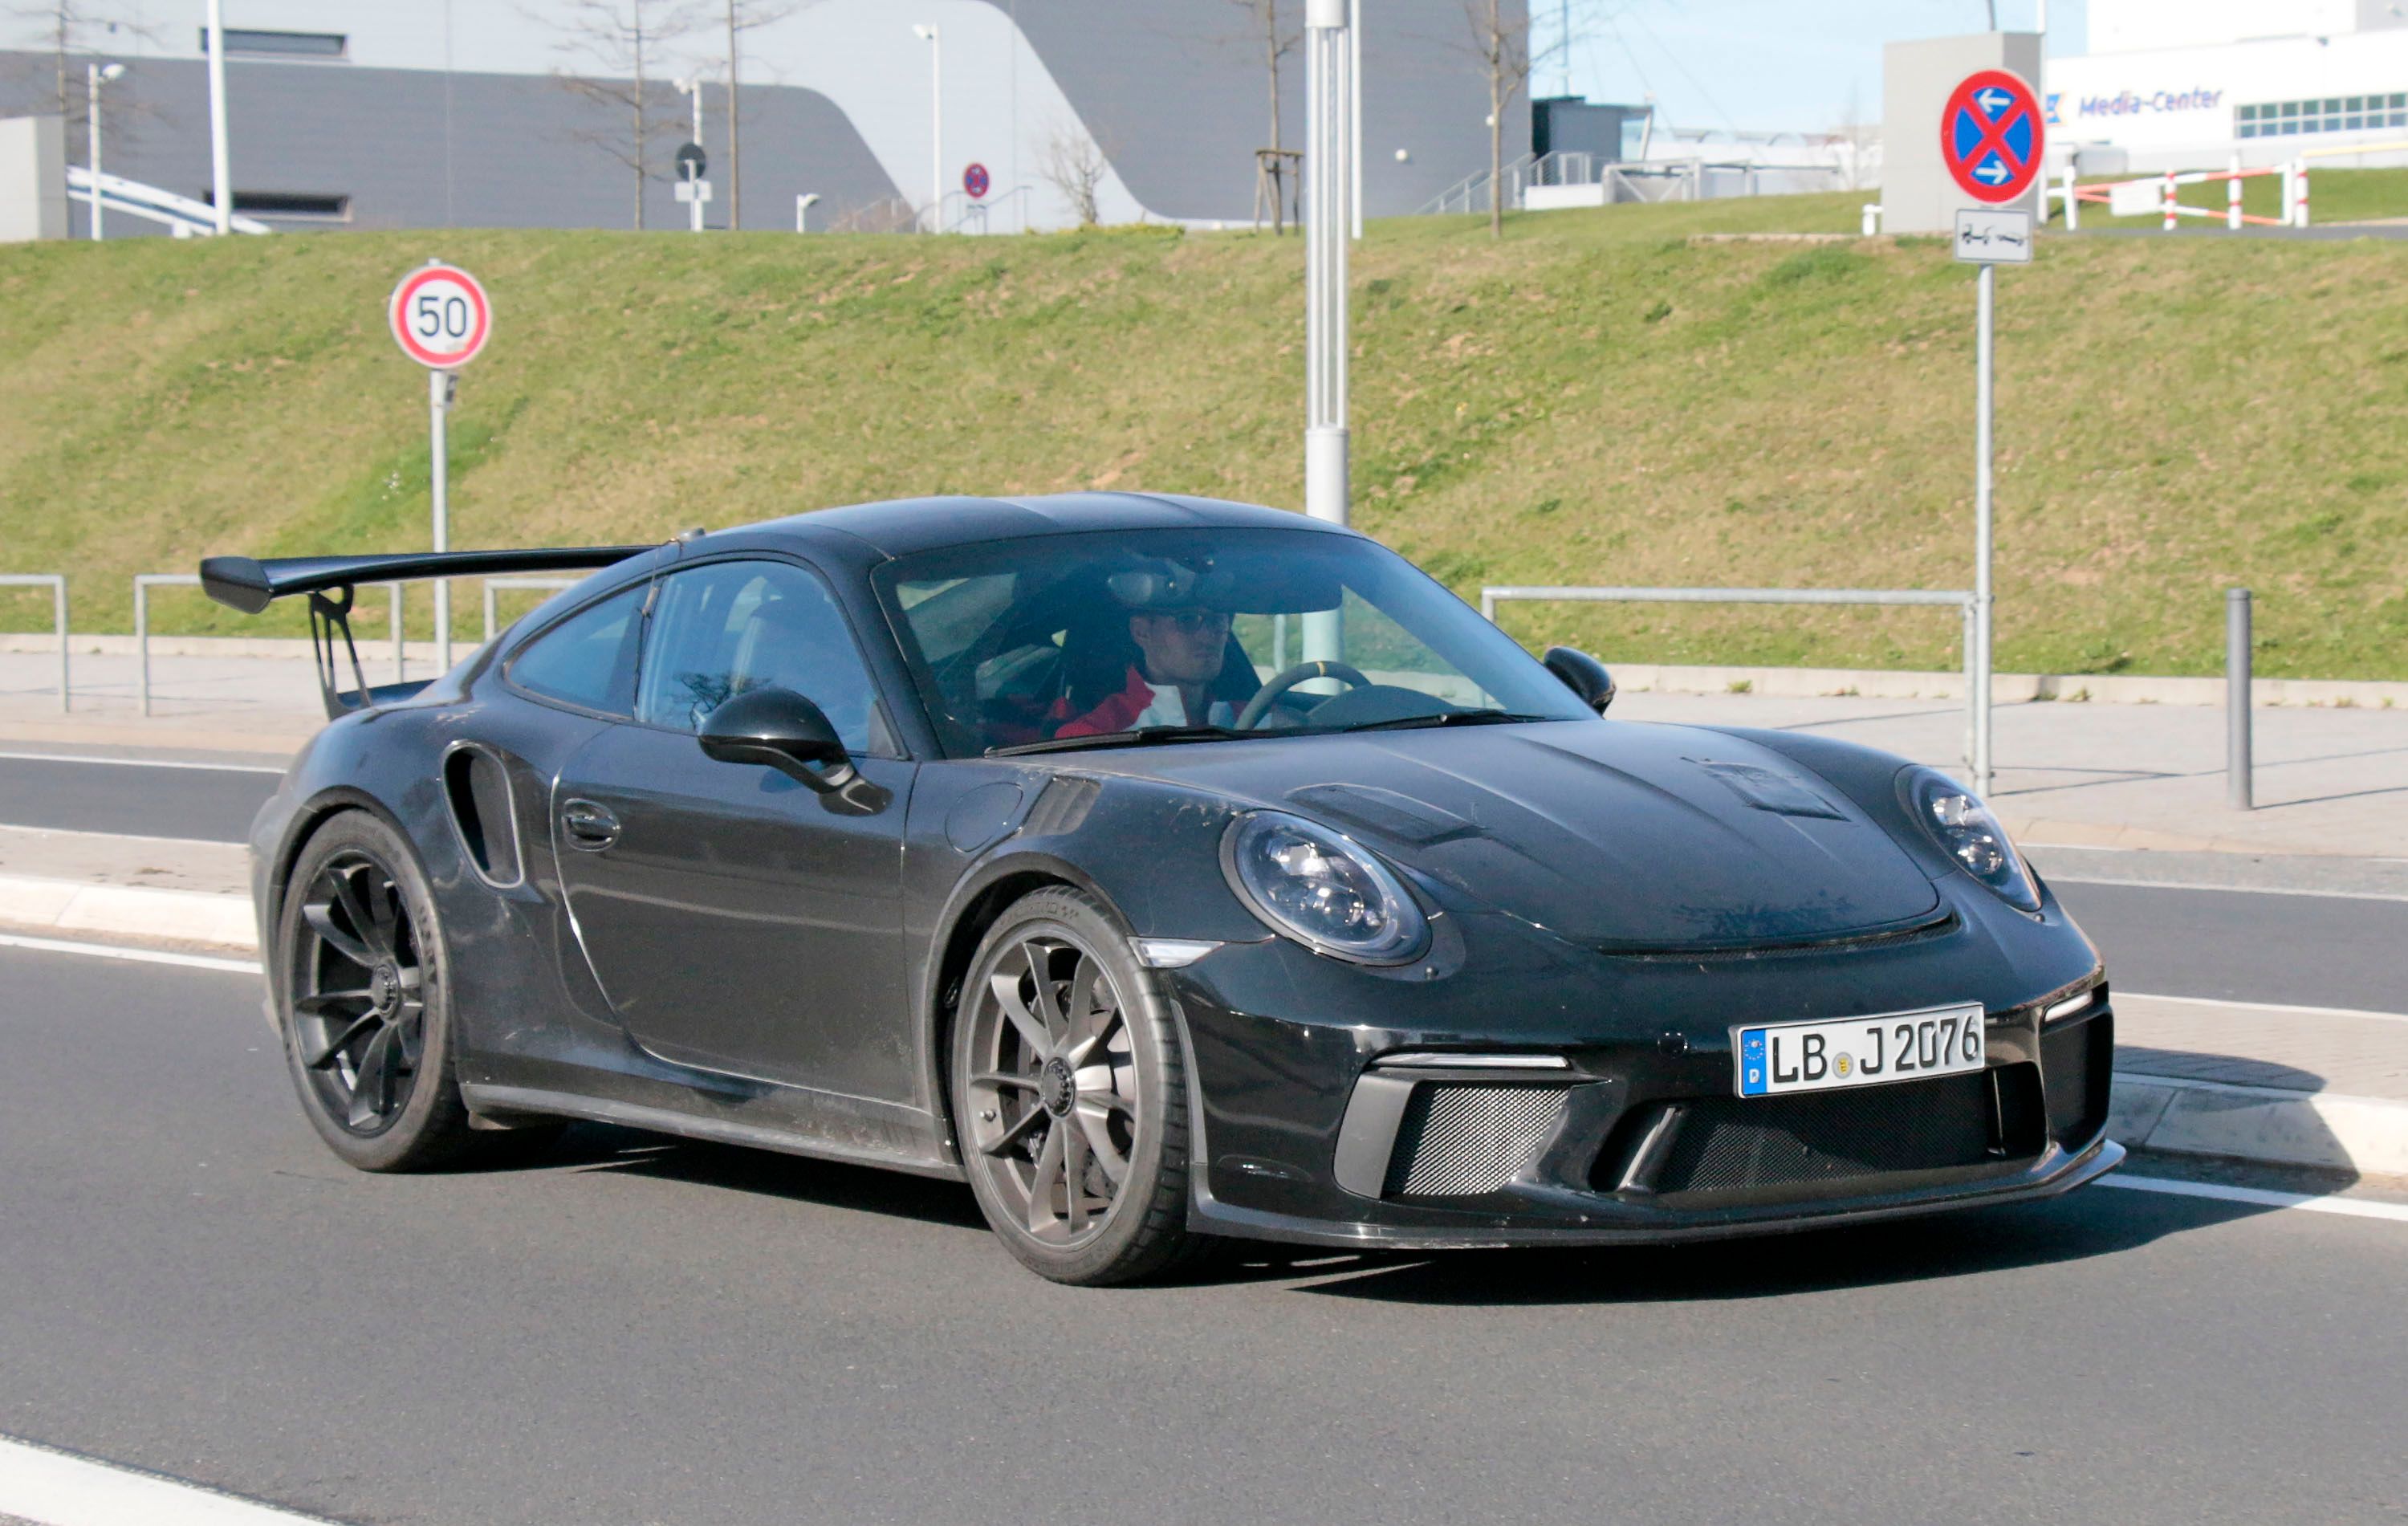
[505,583,646,715]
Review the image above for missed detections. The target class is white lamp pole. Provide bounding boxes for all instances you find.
[87,62,124,241]
[1348,0,1363,239]
[205,0,230,233]
[913,24,942,232]
[1304,0,1353,661]
[680,76,706,232]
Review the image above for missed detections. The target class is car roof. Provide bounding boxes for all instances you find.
[748,492,1358,560]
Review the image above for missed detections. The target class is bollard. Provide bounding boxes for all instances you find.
[2227,588,2252,811]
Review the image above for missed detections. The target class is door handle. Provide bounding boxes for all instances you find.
[559,798,621,852]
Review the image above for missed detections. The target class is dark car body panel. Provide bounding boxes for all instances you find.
[237,492,2117,1249]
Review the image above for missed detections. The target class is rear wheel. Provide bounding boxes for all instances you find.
[952,887,1205,1285]
[275,812,483,1172]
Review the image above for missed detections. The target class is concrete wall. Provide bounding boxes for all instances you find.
[1880,32,2044,234]
[0,113,65,241]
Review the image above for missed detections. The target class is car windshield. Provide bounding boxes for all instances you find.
[872,527,1594,758]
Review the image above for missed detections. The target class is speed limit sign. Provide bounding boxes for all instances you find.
[388,261,491,370]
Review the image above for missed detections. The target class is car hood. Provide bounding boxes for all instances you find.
[1075,721,1942,951]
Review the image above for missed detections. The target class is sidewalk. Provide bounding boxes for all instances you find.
[9,649,2406,857]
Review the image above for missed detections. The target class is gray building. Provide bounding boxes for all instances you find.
[1,0,1526,235]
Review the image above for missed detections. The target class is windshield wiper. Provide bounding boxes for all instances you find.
[1334,710,1557,735]
[987,725,1255,758]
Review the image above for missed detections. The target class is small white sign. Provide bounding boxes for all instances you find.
[2108,179,2163,218]
[388,262,492,370]
[1953,208,2034,265]
[673,180,714,204]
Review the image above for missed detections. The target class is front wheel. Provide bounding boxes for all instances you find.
[275,811,483,1172]
[952,887,1206,1284]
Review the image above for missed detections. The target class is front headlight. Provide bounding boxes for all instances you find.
[1904,767,2040,912]
[1221,811,1429,964]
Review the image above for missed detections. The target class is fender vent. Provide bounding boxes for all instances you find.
[444,746,522,887]
[1383,1084,1565,1198]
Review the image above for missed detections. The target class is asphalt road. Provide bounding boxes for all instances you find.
[1,945,2403,1526]
[0,754,279,843]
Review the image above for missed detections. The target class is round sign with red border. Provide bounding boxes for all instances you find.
[1940,69,2045,204]
[963,162,990,201]
[388,262,492,371]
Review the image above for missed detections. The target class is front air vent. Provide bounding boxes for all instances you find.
[443,745,523,887]
[1382,1084,1566,1198]
[2041,1007,2113,1148]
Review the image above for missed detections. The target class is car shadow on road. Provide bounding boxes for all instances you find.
[1252,1186,2281,1306]
[534,1124,993,1231]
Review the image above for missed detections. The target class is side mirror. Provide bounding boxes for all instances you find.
[1543,646,1616,714]
[699,687,859,793]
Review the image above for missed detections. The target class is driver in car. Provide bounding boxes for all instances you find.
[1052,560,1258,738]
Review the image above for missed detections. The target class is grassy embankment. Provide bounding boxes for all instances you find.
[1,173,2404,679]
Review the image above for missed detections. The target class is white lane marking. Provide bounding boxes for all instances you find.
[0,750,287,775]
[2118,991,2408,1025]
[2101,1174,2408,1224]
[0,1433,339,1524]
[0,823,247,850]
[0,933,260,975]
[2050,873,2408,904]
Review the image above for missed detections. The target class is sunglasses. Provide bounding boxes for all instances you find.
[1145,610,1231,636]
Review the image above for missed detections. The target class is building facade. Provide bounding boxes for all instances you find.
[2046,0,2408,169]
[1,0,1525,235]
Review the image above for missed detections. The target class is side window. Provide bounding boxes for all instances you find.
[504,583,647,715]
[637,560,882,755]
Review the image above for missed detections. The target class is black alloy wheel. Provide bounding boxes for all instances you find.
[277,812,484,1171]
[954,887,1204,1284]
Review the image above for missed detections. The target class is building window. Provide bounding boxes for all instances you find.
[2237,92,2408,138]
[202,190,352,222]
[197,28,348,59]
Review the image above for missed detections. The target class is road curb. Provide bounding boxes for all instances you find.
[2109,1074,2408,1177]
[0,874,257,950]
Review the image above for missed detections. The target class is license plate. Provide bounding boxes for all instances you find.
[1733,1003,1986,1097]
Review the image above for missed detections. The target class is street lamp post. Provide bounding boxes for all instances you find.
[1304,0,1353,662]
[205,0,230,234]
[913,23,942,232]
[679,75,706,233]
[87,61,124,241]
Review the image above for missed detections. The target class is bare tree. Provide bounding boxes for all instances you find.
[1040,122,1108,228]
[543,0,695,230]
[1,1,162,159]
[1458,0,1564,239]
[1225,0,1300,155]
[718,0,808,230]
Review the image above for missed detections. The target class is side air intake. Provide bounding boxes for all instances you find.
[443,745,523,888]
[1381,1084,1566,1198]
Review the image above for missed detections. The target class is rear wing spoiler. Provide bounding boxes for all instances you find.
[198,546,653,719]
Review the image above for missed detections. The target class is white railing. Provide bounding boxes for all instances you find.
[0,574,69,712]
[482,578,579,643]
[942,184,1035,234]
[1480,584,1985,780]
[135,575,402,716]
[1416,153,1539,216]
[67,167,273,237]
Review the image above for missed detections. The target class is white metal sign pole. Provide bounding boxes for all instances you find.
[1304,0,1352,665]
[1974,259,1995,797]
[205,0,230,234]
[430,367,453,673]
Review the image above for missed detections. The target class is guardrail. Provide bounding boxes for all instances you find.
[136,575,405,716]
[0,574,69,711]
[1479,584,1985,784]
[482,578,580,644]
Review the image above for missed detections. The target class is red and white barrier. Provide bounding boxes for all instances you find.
[2055,159,2299,231]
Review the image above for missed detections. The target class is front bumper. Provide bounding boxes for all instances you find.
[1165,898,2121,1250]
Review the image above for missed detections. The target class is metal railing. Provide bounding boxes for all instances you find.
[0,574,70,711]
[482,578,579,643]
[136,575,404,716]
[66,166,273,237]
[1480,584,1984,780]
[1416,153,1539,216]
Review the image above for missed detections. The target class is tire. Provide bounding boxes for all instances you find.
[951,886,1207,1285]
[274,810,485,1172]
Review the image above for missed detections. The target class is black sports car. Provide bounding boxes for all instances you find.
[202,493,2119,1285]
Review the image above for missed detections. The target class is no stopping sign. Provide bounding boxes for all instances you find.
[388,262,492,370]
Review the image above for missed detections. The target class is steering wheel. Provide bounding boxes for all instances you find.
[1235,659,1373,730]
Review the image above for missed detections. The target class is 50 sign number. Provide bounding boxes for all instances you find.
[388,263,491,370]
